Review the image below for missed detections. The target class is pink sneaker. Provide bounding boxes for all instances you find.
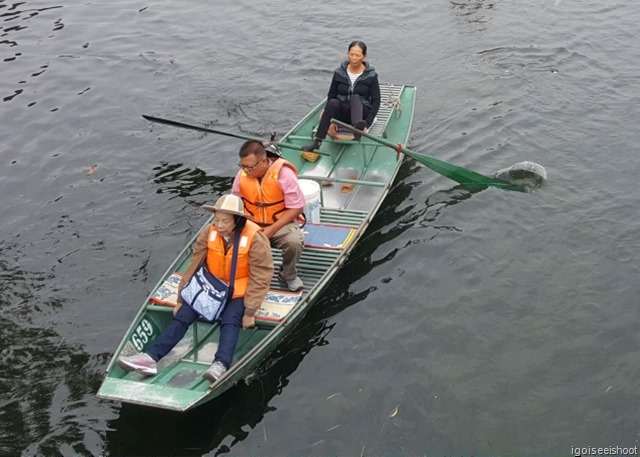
[116,353,157,376]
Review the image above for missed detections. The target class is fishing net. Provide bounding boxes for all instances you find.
[493,161,547,189]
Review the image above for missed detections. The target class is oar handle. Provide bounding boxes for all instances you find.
[142,115,259,141]
[142,115,306,153]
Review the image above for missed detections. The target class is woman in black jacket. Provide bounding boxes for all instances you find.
[302,41,381,152]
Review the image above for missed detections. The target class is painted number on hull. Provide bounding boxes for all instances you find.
[131,318,154,351]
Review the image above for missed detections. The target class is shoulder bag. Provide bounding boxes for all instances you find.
[180,229,241,321]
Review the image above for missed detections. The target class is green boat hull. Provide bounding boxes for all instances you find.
[97,84,417,411]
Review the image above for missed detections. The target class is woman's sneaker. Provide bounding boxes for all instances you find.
[203,361,227,382]
[116,353,157,376]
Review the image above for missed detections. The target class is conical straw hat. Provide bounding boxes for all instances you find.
[201,194,246,217]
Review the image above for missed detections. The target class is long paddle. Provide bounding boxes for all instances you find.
[331,118,516,190]
[143,114,519,190]
[142,115,304,152]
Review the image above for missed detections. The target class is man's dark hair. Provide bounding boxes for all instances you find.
[239,140,267,159]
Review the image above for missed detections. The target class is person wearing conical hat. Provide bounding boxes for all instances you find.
[116,194,273,383]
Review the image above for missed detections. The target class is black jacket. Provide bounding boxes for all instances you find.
[327,61,381,126]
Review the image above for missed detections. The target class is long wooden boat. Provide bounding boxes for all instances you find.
[97,84,417,411]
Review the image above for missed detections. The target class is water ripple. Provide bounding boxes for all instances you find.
[2,0,640,454]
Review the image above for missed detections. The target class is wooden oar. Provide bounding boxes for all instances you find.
[142,115,305,153]
[331,119,516,190]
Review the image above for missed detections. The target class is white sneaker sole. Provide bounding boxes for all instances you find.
[116,358,157,376]
[202,370,225,383]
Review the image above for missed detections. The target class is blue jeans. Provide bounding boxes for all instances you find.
[146,297,245,369]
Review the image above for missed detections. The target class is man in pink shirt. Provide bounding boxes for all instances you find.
[232,140,305,291]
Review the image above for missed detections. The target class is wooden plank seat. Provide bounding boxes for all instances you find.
[298,175,387,188]
[285,135,382,146]
[301,222,356,250]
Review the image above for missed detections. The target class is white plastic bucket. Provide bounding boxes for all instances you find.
[299,179,321,223]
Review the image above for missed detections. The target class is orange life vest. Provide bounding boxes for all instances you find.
[206,221,260,298]
[238,158,299,226]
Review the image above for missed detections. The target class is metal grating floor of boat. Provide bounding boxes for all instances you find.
[319,207,368,227]
[368,84,404,137]
[269,208,369,293]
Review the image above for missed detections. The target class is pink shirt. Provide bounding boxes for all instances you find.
[232,159,306,209]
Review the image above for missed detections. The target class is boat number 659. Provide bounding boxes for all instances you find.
[131,318,154,351]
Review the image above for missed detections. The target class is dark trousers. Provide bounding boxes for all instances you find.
[146,297,245,369]
[316,94,369,140]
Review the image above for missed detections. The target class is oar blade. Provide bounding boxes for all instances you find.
[403,149,508,188]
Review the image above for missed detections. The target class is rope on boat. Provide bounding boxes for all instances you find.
[383,83,404,118]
